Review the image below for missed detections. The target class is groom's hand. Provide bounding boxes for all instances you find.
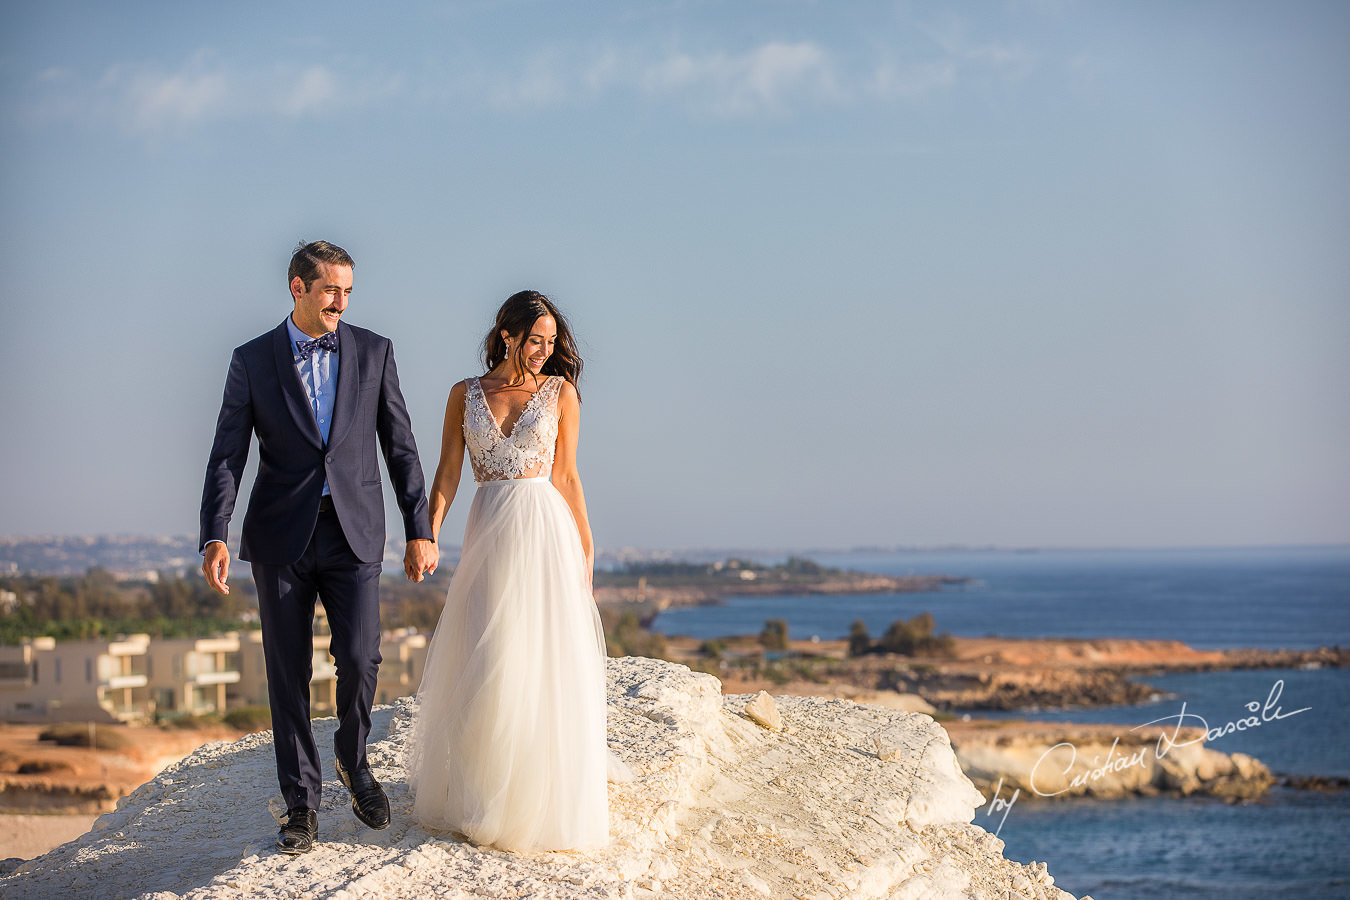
[202,542,231,595]
[404,539,439,582]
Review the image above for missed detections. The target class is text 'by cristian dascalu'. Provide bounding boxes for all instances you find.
[978,678,1310,836]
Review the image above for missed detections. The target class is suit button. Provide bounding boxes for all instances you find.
[326,455,334,463]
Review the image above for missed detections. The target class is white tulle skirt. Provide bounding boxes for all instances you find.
[407,477,609,853]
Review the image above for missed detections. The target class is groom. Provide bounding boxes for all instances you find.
[199,240,438,853]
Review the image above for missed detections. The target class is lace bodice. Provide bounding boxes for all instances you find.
[463,375,563,482]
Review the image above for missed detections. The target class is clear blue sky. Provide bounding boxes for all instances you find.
[1,1,1347,551]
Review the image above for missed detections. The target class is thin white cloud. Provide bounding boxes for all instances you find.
[959,38,1036,73]
[1065,52,1110,98]
[862,15,1038,103]
[869,59,957,100]
[487,54,570,109]
[473,40,841,117]
[102,59,230,132]
[640,41,841,116]
[10,28,1039,137]
[584,48,624,94]
[277,66,339,117]
[921,17,1038,78]
[36,67,77,85]
[14,53,394,136]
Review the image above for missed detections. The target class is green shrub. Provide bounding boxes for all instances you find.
[223,706,272,732]
[699,639,727,659]
[878,618,921,655]
[37,723,131,750]
[604,610,670,660]
[18,759,75,774]
[877,612,955,658]
[759,618,789,652]
[163,713,222,730]
[684,657,723,677]
[789,659,827,684]
[847,619,872,657]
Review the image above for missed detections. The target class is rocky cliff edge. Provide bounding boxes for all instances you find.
[2,657,1082,900]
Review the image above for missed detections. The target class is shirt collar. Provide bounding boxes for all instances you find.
[286,315,331,357]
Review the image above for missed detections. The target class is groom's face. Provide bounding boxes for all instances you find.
[290,263,353,337]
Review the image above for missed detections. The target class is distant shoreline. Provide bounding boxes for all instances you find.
[658,631,1349,712]
[594,571,973,625]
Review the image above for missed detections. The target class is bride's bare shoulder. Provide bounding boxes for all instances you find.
[554,377,579,407]
[445,379,471,406]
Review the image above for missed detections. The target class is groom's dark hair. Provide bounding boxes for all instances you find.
[289,240,355,291]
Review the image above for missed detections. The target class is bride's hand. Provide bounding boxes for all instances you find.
[405,539,438,582]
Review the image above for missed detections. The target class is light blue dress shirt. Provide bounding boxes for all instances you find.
[286,316,340,496]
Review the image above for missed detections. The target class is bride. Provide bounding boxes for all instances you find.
[406,290,611,852]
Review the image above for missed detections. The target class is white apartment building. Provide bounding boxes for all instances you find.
[376,628,429,706]
[144,636,242,718]
[230,629,338,716]
[0,634,151,723]
[1,619,431,724]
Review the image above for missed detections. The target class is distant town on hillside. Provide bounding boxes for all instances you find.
[0,534,459,580]
[0,534,983,580]
[0,535,835,580]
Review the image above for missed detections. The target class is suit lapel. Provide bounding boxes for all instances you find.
[327,322,360,450]
[271,320,325,450]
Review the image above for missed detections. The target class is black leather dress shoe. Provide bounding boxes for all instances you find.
[336,758,391,830]
[277,807,317,854]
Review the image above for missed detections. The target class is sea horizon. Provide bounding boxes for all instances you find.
[3,532,1348,577]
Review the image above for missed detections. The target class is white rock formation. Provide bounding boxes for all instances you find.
[2,658,1082,899]
[952,725,1274,801]
[742,690,782,731]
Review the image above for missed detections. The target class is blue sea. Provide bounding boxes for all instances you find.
[651,545,1350,900]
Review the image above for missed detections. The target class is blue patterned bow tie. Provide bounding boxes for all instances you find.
[296,332,339,355]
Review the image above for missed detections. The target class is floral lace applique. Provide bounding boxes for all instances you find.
[463,375,563,482]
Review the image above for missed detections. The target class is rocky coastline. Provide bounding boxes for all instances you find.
[881,643,1347,712]
[668,633,1347,712]
[946,720,1274,802]
[658,634,1345,806]
[3,657,1085,900]
[594,572,972,624]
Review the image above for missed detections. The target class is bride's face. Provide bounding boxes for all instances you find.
[504,314,557,374]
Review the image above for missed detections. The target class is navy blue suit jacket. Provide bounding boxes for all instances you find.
[199,319,431,566]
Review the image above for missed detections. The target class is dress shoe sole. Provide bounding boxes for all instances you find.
[345,787,391,831]
[350,804,390,830]
[277,843,312,855]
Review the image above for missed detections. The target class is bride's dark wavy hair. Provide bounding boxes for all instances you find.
[481,290,583,396]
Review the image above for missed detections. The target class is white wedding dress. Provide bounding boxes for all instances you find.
[407,375,611,852]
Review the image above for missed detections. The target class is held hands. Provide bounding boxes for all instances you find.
[202,543,231,595]
[405,539,439,582]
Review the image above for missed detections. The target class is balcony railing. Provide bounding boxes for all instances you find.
[103,674,149,689]
[192,671,241,686]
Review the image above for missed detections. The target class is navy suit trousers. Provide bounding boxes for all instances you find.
[252,506,383,811]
